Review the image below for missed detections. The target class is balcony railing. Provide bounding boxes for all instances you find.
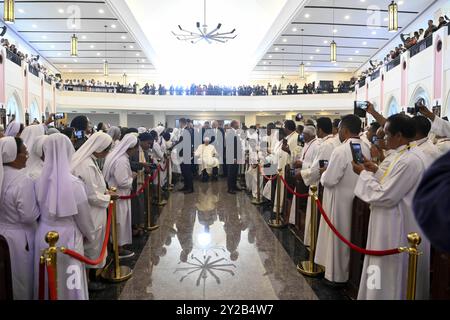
[409,35,433,58]
[386,55,401,72]
[28,64,40,77]
[370,69,380,81]
[6,49,22,67]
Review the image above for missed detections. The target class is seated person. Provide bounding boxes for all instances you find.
[194,137,219,182]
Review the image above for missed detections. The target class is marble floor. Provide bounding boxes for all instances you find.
[119,180,318,300]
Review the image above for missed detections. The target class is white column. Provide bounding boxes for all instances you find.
[245,113,256,126]
[119,110,128,127]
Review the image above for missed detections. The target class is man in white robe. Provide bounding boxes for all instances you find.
[353,114,430,300]
[301,118,341,245]
[0,137,40,300]
[194,137,219,181]
[315,115,371,283]
[411,116,441,164]
[103,134,139,258]
[289,126,319,225]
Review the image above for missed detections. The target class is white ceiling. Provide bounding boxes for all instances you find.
[0,0,154,75]
[0,0,440,81]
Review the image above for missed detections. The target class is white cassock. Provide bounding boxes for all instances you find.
[262,140,286,201]
[151,141,167,186]
[245,148,264,198]
[289,138,319,225]
[431,116,450,137]
[194,144,219,175]
[105,154,133,246]
[72,156,110,268]
[354,145,431,300]
[0,167,40,300]
[315,138,371,283]
[301,135,341,245]
[285,131,300,165]
[436,138,450,154]
[34,176,94,300]
[414,137,441,165]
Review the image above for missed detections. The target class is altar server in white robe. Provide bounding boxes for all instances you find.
[71,132,114,269]
[103,134,139,253]
[411,116,441,164]
[262,129,288,203]
[0,137,40,300]
[315,115,371,283]
[289,126,319,225]
[353,114,430,300]
[301,118,340,245]
[194,136,219,178]
[34,134,95,300]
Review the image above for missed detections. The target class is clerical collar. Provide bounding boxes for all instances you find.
[415,137,428,147]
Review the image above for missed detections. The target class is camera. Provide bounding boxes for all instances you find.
[74,130,84,140]
[55,113,65,120]
[354,101,368,118]
[319,160,329,169]
[407,98,425,115]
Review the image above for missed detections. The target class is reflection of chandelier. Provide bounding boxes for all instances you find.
[172,0,237,44]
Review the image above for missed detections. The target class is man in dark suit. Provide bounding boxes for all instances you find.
[178,118,195,194]
[226,120,244,194]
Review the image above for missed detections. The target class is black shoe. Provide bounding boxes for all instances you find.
[119,249,135,260]
[88,281,107,292]
[235,187,244,192]
[228,190,236,195]
[212,176,218,181]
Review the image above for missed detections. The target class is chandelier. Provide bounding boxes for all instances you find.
[172,0,237,44]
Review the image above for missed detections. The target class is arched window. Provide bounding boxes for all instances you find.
[29,101,40,124]
[387,97,399,116]
[410,87,431,109]
[6,95,21,124]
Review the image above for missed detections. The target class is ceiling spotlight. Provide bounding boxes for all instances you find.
[58,8,64,14]
[99,9,105,14]
[304,13,310,18]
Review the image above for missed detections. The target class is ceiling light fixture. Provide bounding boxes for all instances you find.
[103,25,108,77]
[4,0,15,24]
[299,28,305,80]
[330,1,337,63]
[388,1,398,32]
[71,34,78,57]
[172,0,237,44]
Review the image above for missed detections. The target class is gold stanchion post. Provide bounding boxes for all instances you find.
[155,164,168,207]
[252,161,263,205]
[101,193,133,282]
[268,169,284,228]
[401,232,421,300]
[167,156,174,191]
[45,231,59,298]
[146,173,160,232]
[297,185,325,277]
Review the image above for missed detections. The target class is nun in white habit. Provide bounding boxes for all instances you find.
[0,137,40,300]
[21,125,46,180]
[71,132,113,269]
[103,133,139,251]
[34,134,95,300]
[5,121,24,137]
[107,126,121,150]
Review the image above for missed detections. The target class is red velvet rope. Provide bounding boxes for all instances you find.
[316,199,401,256]
[119,169,159,200]
[62,202,113,266]
[38,259,45,300]
[259,166,278,181]
[46,264,58,300]
[279,175,309,198]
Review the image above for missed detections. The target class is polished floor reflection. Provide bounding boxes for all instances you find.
[120,181,317,300]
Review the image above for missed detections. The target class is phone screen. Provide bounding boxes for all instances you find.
[350,143,364,164]
[75,130,84,140]
[55,113,65,120]
[319,160,329,168]
[355,101,368,110]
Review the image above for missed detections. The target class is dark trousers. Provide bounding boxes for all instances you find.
[227,164,239,191]
[181,163,194,191]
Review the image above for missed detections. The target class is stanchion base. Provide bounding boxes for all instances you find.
[251,198,264,205]
[268,219,285,228]
[146,224,160,232]
[101,265,133,283]
[297,261,325,277]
